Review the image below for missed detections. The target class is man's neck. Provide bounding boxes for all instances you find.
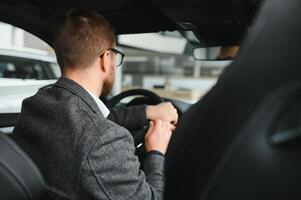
[63,69,103,97]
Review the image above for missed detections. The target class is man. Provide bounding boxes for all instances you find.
[12,10,178,199]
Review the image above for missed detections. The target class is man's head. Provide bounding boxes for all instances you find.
[53,9,116,96]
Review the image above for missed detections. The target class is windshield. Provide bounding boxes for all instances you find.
[117,31,233,103]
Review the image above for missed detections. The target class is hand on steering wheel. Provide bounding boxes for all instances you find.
[106,89,164,160]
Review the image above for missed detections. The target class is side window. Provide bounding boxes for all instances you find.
[0,22,58,80]
[0,22,58,135]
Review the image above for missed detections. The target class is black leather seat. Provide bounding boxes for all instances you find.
[0,134,45,200]
[165,0,301,199]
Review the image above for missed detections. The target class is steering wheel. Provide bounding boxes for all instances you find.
[106,89,164,162]
[106,88,164,108]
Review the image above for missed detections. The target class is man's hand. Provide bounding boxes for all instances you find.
[146,102,178,125]
[144,120,175,155]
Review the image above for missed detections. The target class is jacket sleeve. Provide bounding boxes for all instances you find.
[79,125,165,200]
[107,105,148,130]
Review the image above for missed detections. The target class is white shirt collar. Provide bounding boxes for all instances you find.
[86,90,110,118]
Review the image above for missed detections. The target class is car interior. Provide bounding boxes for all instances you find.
[2,0,301,199]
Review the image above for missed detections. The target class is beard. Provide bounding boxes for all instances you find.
[101,70,114,96]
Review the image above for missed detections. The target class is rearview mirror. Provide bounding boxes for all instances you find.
[193,46,239,61]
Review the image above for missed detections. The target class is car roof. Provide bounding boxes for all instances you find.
[0,45,57,63]
[0,0,260,47]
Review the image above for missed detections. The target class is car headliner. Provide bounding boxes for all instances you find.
[0,0,260,47]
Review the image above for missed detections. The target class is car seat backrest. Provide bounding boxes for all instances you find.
[0,134,45,200]
[165,0,301,199]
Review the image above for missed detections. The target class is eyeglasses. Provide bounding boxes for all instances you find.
[100,48,125,67]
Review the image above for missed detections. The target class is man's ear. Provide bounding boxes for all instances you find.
[99,50,110,74]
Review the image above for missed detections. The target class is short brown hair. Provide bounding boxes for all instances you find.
[53,10,115,71]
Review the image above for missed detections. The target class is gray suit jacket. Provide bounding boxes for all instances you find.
[12,77,165,200]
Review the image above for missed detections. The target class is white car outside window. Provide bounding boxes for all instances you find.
[0,45,60,114]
